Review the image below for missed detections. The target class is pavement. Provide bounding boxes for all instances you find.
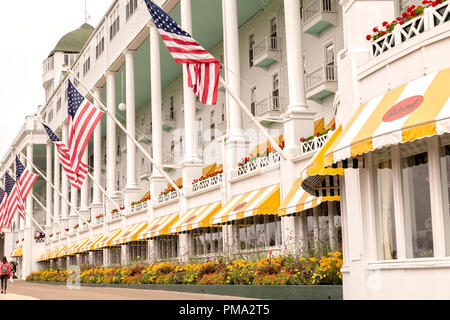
[1,280,256,300]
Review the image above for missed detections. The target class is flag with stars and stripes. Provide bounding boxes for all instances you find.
[67,80,103,175]
[144,0,220,105]
[0,172,25,230]
[43,123,88,190]
[16,156,38,202]
[0,187,6,229]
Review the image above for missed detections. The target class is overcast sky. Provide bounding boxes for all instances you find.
[0,0,113,158]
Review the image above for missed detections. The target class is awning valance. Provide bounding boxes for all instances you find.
[38,249,51,261]
[169,201,222,234]
[42,247,60,261]
[278,179,340,216]
[210,184,280,225]
[10,247,22,258]
[138,213,178,239]
[111,221,148,246]
[61,241,80,257]
[51,245,68,259]
[325,68,450,165]
[67,238,90,255]
[78,234,104,253]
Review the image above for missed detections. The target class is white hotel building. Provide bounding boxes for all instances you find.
[3,0,450,299]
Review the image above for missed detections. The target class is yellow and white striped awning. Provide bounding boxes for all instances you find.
[38,249,51,261]
[67,238,90,255]
[94,229,123,249]
[78,234,104,253]
[279,179,340,216]
[210,184,280,225]
[54,245,69,259]
[138,213,179,239]
[325,68,450,165]
[110,221,148,246]
[169,202,222,234]
[42,247,60,261]
[60,241,78,257]
[10,247,22,258]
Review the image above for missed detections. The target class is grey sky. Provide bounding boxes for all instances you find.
[0,0,113,158]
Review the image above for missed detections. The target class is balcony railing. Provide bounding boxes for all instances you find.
[192,173,223,192]
[157,190,179,204]
[253,36,281,64]
[130,200,149,213]
[371,2,450,57]
[292,129,334,158]
[232,151,281,179]
[255,96,287,117]
[303,0,338,24]
[140,163,152,176]
[305,65,337,91]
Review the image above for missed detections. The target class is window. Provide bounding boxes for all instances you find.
[210,110,215,140]
[269,17,278,50]
[220,103,225,123]
[250,86,256,116]
[372,148,397,260]
[169,96,175,120]
[249,34,255,67]
[110,8,120,41]
[272,73,280,110]
[126,0,138,20]
[110,246,121,265]
[236,215,282,250]
[191,227,223,256]
[325,43,335,80]
[64,54,77,67]
[439,135,450,256]
[128,241,147,263]
[400,141,433,258]
[399,0,422,14]
[56,98,61,111]
[96,29,105,59]
[157,235,178,259]
[83,55,91,76]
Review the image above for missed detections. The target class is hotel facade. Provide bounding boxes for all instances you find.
[4,0,450,299]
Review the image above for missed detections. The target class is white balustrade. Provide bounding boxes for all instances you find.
[192,173,223,192]
[157,190,179,204]
[233,151,281,178]
[130,200,149,213]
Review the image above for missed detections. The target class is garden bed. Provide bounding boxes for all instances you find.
[29,281,342,300]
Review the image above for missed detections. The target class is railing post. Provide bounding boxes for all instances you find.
[393,23,402,47]
[424,7,433,31]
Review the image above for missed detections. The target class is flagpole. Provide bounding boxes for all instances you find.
[64,68,182,199]
[218,77,287,160]
[31,193,61,229]
[3,168,46,234]
[32,115,126,217]
[12,147,92,228]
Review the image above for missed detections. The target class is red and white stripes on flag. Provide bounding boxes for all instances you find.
[15,156,38,202]
[144,0,220,105]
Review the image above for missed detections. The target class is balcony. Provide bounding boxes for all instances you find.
[137,125,152,144]
[302,0,338,35]
[191,173,223,193]
[42,55,55,88]
[296,129,334,158]
[230,151,281,180]
[157,190,179,204]
[371,2,450,58]
[253,37,281,68]
[163,109,176,131]
[139,163,152,180]
[305,65,337,102]
[255,96,288,124]
[130,200,149,214]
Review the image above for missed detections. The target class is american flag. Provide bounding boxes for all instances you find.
[1,173,25,230]
[15,156,38,202]
[43,123,88,190]
[0,187,6,229]
[144,0,220,105]
[67,80,103,175]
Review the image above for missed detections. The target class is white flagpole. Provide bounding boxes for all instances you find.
[218,76,287,160]
[65,68,182,199]
[12,147,91,227]
[3,168,46,234]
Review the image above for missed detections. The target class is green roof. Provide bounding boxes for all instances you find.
[49,23,94,57]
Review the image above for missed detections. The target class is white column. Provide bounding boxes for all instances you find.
[53,139,61,228]
[313,206,320,252]
[222,0,242,138]
[46,142,53,228]
[106,71,117,194]
[181,0,200,163]
[150,24,163,174]
[92,88,102,207]
[124,50,140,206]
[80,150,89,211]
[283,0,307,111]
[328,201,337,251]
[70,186,78,216]
[25,143,33,229]
[61,122,69,219]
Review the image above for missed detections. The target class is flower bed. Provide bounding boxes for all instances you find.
[366,1,447,41]
[27,252,342,286]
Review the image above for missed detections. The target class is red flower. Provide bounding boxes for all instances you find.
[366,34,372,41]
[399,21,405,25]
[385,23,390,29]
[380,30,386,36]
[410,10,417,16]
[396,17,402,21]
[402,12,409,18]
[382,21,388,27]
[372,27,379,32]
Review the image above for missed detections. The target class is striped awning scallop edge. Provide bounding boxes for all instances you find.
[169,201,222,234]
[210,184,280,225]
[111,221,148,246]
[68,238,90,255]
[78,234,105,253]
[278,179,340,216]
[138,213,179,239]
[38,249,51,261]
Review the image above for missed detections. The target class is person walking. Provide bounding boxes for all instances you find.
[0,257,13,294]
